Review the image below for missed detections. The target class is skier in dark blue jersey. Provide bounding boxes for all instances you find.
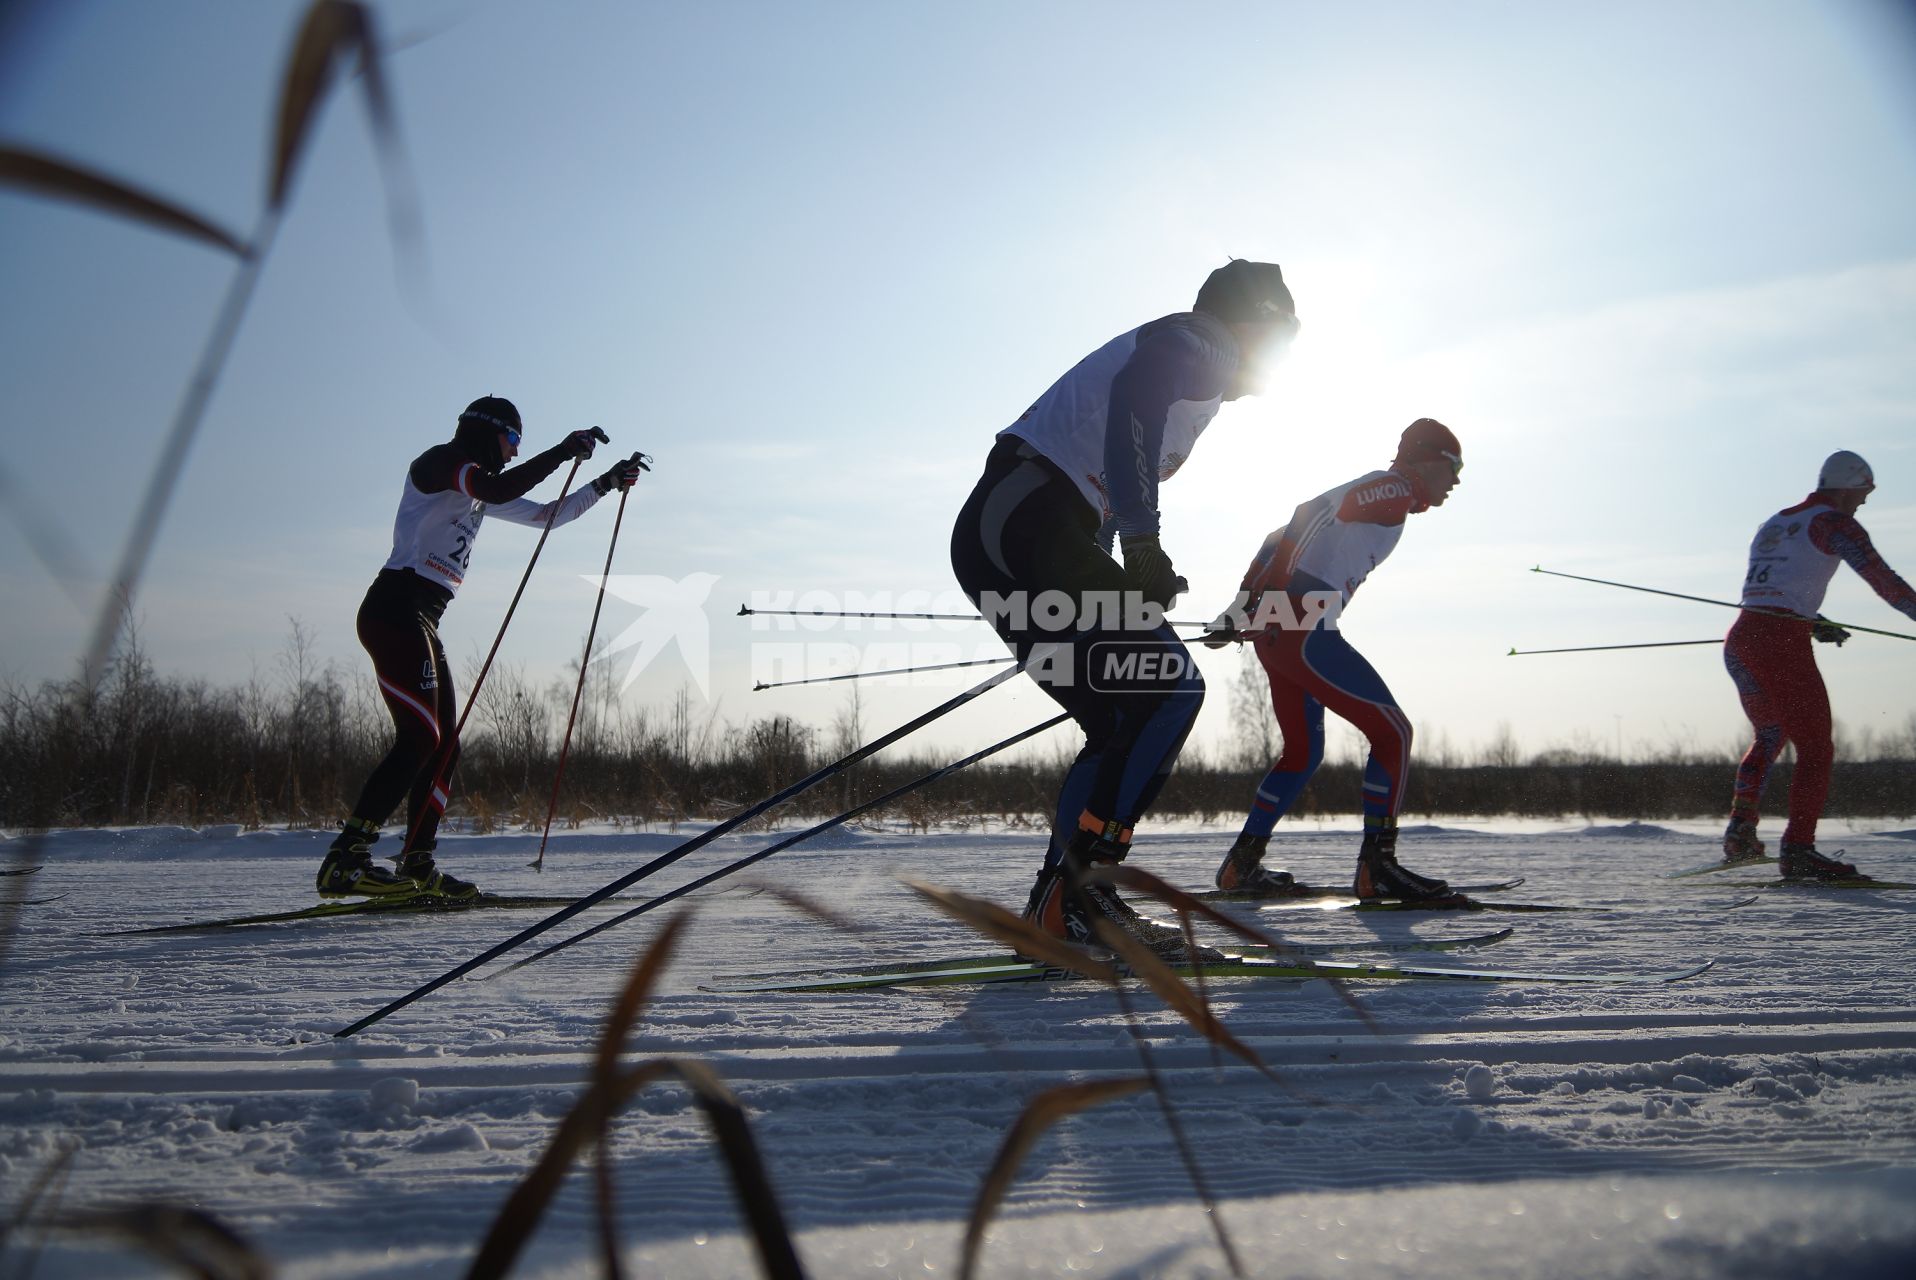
[950,260,1299,951]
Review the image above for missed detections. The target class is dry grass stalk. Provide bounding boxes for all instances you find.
[901,879,1118,982]
[54,1204,271,1280]
[1,1139,79,1273]
[1089,862,1378,1035]
[752,884,877,936]
[1083,911,1280,1085]
[906,874,1292,1279]
[584,910,693,1280]
[957,1078,1149,1280]
[72,0,411,706]
[907,875,1299,1071]
[467,913,805,1280]
[0,146,245,254]
[0,0,422,979]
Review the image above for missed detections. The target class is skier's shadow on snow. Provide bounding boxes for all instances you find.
[868,824,1734,1207]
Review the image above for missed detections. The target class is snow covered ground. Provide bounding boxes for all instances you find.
[3,815,1915,1278]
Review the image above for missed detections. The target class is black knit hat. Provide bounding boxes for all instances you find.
[458,395,521,434]
[1194,260,1295,324]
[454,395,520,471]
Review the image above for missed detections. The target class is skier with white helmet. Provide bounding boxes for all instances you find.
[317,396,648,901]
[1721,450,1916,879]
[949,259,1299,954]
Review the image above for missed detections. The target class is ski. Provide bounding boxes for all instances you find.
[704,928,1519,993]
[1736,877,1916,892]
[0,865,44,877]
[1256,891,1758,915]
[112,893,587,935]
[1196,876,1524,903]
[705,952,1714,994]
[1666,854,1774,880]
[1258,892,1573,914]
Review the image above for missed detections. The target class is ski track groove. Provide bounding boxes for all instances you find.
[3,821,1914,1275]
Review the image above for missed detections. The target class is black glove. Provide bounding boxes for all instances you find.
[1812,616,1850,646]
[593,451,651,495]
[1120,534,1184,608]
[564,426,611,460]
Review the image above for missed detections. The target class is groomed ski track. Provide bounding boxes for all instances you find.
[5,818,1915,1277]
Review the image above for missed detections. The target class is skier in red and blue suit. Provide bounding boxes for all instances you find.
[1720,450,1916,879]
[1203,418,1463,900]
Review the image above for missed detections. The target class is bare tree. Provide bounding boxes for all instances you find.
[1227,648,1275,771]
[832,684,866,811]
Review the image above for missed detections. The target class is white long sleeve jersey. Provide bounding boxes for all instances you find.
[382,441,602,598]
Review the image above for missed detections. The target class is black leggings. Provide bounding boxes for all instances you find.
[950,438,1204,867]
[348,574,460,848]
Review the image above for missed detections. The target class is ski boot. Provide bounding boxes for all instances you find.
[316,820,413,898]
[1023,819,1218,961]
[396,840,480,901]
[1353,820,1452,900]
[1214,832,1298,897]
[1721,816,1767,865]
[1778,841,1858,882]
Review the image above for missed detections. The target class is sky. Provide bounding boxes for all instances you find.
[2,0,1915,774]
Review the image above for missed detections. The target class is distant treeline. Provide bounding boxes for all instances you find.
[3,629,1913,831]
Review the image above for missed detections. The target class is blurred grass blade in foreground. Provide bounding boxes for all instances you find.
[0,144,246,255]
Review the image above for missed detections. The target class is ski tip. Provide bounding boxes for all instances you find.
[1664,855,1776,880]
[736,604,752,615]
[1752,876,1916,891]
[1507,647,1517,656]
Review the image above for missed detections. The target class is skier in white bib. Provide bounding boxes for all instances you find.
[950,260,1299,954]
[1202,418,1464,901]
[1720,450,1916,879]
[317,396,647,900]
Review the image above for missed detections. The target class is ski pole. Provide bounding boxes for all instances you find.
[739,605,1216,628]
[399,453,588,860]
[498,712,1073,974]
[1532,566,1916,641]
[741,605,989,622]
[530,481,630,871]
[461,453,590,732]
[753,655,1015,690]
[334,663,1026,1037]
[1508,639,1724,656]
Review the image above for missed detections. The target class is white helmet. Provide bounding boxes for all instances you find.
[1818,450,1874,491]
